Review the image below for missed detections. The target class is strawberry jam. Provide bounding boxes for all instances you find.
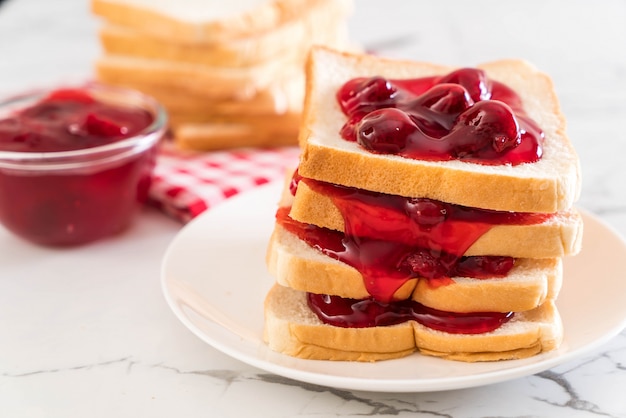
[0,89,153,152]
[304,178,550,253]
[278,207,517,302]
[280,175,550,302]
[307,293,513,333]
[0,86,164,246]
[337,68,544,165]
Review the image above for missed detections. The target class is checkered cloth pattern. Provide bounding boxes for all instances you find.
[148,144,300,223]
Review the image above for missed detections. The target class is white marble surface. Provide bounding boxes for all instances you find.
[1,0,626,416]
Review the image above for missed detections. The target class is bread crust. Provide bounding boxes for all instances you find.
[289,180,583,258]
[268,225,563,312]
[95,54,302,100]
[92,0,347,43]
[168,110,301,129]
[263,284,563,362]
[414,300,562,361]
[297,47,581,213]
[97,2,350,67]
[95,76,304,150]
[98,24,306,66]
[263,283,417,361]
[412,257,562,313]
[174,120,298,150]
[102,76,304,116]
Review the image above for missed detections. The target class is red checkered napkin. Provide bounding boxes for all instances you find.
[148,144,300,223]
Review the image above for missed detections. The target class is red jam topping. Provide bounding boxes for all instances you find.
[307,293,513,333]
[304,178,549,252]
[337,68,544,165]
[278,207,517,302]
[0,88,159,246]
[0,89,153,152]
[281,174,550,302]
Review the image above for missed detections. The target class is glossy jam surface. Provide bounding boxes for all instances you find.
[307,293,513,333]
[337,68,544,165]
[0,89,153,152]
[282,176,550,302]
[278,203,522,303]
[305,178,549,252]
[0,88,160,246]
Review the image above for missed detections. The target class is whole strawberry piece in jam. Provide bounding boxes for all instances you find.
[456,256,515,278]
[337,76,398,117]
[415,83,474,115]
[401,249,457,279]
[83,113,127,137]
[408,83,475,135]
[357,108,417,153]
[438,68,492,102]
[406,198,447,228]
[339,114,362,141]
[46,89,96,104]
[449,100,521,158]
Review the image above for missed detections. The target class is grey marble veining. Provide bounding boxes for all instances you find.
[1,0,625,417]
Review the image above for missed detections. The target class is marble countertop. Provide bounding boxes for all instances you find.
[1,0,625,416]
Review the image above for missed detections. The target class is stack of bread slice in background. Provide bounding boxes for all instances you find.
[91,0,354,151]
[263,47,583,362]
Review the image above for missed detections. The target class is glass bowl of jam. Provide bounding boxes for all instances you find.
[0,84,167,246]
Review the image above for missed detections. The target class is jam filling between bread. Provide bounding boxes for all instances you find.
[307,292,513,333]
[277,205,519,299]
[277,203,518,334]
[283,174,550,301]
[336,68,544,165]
[279,173,551,333]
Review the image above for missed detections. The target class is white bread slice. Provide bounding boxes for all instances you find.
[173,118,298,151]
[264,283,563,362]
[95,53,303,100]
[411,258,562,313]
[106,76,304,117]
[91,0,350,43]
[413,298,563,362]
[167,109,301,129]
[268,224,563,312]
[297,47,581,213]
[264,283,416,362]
[97,3,351,67]
[288,180,583,258]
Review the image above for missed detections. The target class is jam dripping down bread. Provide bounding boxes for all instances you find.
[263,47,582,362]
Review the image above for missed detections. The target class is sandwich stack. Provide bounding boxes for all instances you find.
[263,47,583,362]
[91,0,354,151]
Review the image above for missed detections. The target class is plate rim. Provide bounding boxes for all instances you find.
[161,181,626,393]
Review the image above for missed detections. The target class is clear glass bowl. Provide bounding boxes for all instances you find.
[0,84,167,246]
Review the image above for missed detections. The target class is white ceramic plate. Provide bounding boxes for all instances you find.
[161,181,626,392]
